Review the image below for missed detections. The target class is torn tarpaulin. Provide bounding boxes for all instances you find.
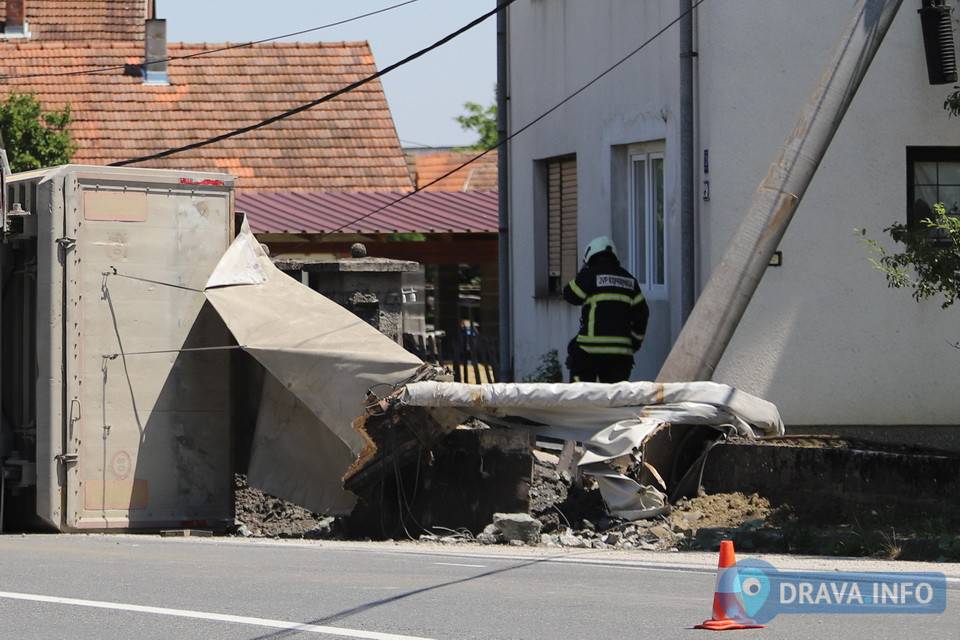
[204,218,423,514]
[398,381,785,520]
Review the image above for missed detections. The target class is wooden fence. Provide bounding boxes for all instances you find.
[403,332,498,384]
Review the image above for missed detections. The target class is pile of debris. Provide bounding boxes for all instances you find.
[473,450,775,551]
[232,475,342,539]
[232,450,779,551]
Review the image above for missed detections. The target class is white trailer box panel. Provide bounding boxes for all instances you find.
[26,165,235,531]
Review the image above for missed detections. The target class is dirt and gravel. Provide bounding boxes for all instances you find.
[233,475,342,539]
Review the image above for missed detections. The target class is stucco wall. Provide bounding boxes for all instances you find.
[507,0,682,379]
[508,0,959,425]
[698,0,960,425]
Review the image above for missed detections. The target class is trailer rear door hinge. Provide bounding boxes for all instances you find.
[55,453,78,465]
[56,237,76,251]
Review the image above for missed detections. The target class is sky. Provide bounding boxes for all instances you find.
[161,0,496,148]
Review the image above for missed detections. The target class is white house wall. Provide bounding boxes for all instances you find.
[508,0,683,380]
[508,0,959,426]
[698,0,960,425]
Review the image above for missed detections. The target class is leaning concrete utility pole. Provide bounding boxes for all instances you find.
[657,0,904,383]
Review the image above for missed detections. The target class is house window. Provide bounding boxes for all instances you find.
[907,147,960,229]
[628,152,665,290]
[545,155,578,295]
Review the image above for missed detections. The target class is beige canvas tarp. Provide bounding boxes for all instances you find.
[204,219,422,513]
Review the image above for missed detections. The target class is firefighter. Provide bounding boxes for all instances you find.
[562,236,649,383]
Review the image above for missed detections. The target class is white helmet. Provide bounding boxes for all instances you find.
[583,236,618,264]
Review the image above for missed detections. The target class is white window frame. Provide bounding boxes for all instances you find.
[628,151,667,297]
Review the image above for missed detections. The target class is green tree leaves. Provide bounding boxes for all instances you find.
[0,92,76,172]
[455,99,497,150]
[861,203,960,309]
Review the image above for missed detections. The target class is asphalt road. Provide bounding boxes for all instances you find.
[0,536,956,640]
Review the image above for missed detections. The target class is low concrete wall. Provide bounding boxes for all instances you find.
[700,442,960,526]
[787,426,960,455]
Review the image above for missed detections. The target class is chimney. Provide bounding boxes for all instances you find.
[4,0,30,38]
[143,18,169,85]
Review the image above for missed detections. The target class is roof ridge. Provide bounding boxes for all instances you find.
[167,40,373,50]
[0,40,141,51]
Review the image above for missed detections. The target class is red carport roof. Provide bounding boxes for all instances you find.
[238,190,498,234]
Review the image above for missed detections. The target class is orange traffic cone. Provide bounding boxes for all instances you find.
[695,540,765,631]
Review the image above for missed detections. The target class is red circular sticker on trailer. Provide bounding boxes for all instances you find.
[179,178,225,186]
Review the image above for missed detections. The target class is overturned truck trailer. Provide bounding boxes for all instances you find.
[0,165,236,531]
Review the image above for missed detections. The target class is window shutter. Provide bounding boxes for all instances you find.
[547,161,563,286]
[560,158,578,286]
[546,155,578,294]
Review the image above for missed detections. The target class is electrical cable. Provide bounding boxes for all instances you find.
[112,0,516,167]
[105,267,203,292]
[0,0,421,80]
[103,345,245,359]
[321,0,708,236]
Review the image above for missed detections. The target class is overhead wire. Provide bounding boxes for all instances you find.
[0,0,421,80]
[321,0,709,236]
[112,0,516,167]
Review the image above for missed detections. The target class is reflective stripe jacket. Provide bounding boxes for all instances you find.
[562,257,649,357]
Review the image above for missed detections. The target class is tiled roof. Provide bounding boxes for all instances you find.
[409,150,498,191]
[237,190,498,234]
[0,40,413,192]
[0,0,146,41]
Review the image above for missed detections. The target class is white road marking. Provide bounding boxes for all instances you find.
[0,591,435,640]
[432,562,486,568]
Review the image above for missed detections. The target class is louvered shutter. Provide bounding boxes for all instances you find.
[546,156,578,294]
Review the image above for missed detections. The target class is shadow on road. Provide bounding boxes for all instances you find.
[245,554,565,640]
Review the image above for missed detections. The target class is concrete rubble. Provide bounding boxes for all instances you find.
[488,513,543,545]
[232,475,341,540]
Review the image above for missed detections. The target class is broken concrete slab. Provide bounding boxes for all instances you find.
[493,513,542,545]
[532,450,560,466]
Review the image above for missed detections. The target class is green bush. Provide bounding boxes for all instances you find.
[522,349,563,383]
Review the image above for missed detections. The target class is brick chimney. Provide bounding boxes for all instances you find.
[143,18,169,85]
[4,0,30,37]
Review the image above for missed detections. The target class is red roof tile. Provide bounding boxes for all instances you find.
[408,150,498,191]
[0,40,413,191]
[237,190,498,234]
[0,0,146,41]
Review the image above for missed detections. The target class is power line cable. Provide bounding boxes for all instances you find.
[400,139,436,149]
[323,0,708,236]
[0,0,420,80]
[112,1,515,167]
